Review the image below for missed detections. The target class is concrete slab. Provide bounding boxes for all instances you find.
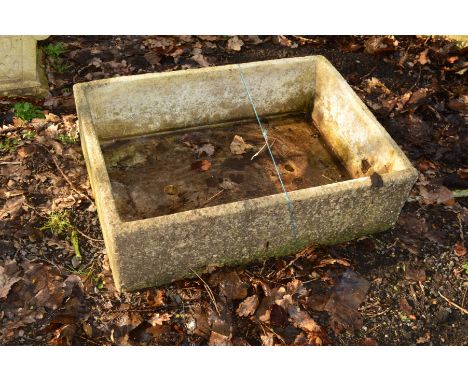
[0,35,49,97]
[74,56,418,291]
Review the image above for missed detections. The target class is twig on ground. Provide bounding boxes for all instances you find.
[292,35,319,43]
[321,174,335,182]
[0,161,21,165]
[361,66,377,80]
[75,227,104,243]
[0,125,25,135]
[200,189,225,208]
[438,291,468,315]
[37,143,93,203]
[457,213,464,242]
[190,268,220,315]
[409,67,422,91]
[251,138,277,160]
[462,286,467,310]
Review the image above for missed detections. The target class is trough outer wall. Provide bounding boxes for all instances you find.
[74,56,418,291]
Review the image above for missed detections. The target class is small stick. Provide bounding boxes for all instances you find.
[251,138,277,160]
[0,161,21,165]
[0,125,26,135]
[292,35,319,43]
[200,189,225,208]
[36,143,93,203]
[190,268,220,315]
[457,213,464,242]
[75,227,104,242]
[438,291,468,315]
[321,174,335,182]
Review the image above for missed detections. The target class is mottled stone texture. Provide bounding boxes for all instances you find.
[74,56,418,291]
[0,35,49,97]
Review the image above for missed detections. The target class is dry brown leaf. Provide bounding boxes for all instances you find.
[276,35,298,48]
[227,36,244,51]
[195,143,215,157]
[419,186,455,206]
[209,331,231,345]
[288,306,321,333]
[236,295,259,317]
[230,135,253,155]
[0,267,21,300]
[454,242,466,257]
[364,36,398,54]
[417,48,431,65]
[447,96,468,113]
[148,313,172,326]
[191,159,211,172]
[191,53,210,67]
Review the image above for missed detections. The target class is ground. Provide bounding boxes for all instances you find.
[0,35,467,345]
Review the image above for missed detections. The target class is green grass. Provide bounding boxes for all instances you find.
[43,42,67,59]
[462,263,468,276]
[56,133,78,145]
[0,137,19,154]
[41,210,81,260]
[13,102,44,121]
[21,130,36,140]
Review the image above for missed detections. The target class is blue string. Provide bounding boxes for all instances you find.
[237,64,298,241]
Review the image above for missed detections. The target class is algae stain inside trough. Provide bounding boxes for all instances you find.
[101,114,351,222]
[74,56,418,291]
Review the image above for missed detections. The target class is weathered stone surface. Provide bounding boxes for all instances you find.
[74,56,418,291]
[0,35,49,97]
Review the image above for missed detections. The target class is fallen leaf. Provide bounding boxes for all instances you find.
[288,306,321,333]
[236,295,259,317]
[316,258,350,268]
[227,36,244,51]
[210,271,248,301]
[405,263,426,282]
[416,332,431,344]
[220,178,237,190]
[417,48,431,65]
[408,88,430,104]
[323,270,370,334]
[148,313,172,326]
[260,332,274,346]
[276,35,298,48]
[364,36,398,55]
[454,242,466,257]
[270,304,288,327]
[447,96,468,113]
[419,186,455,206]
[209,331,231,346]
[361,337,378,346]
[230,135,253,155]
[191,159,211,172]
[0,266,21,299]
[191,53,210,67]
[195,143,215,157]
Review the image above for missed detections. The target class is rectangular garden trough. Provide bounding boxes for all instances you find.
[74,56,418,292]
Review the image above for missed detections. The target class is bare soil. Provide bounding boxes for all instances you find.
[103,114,350,221]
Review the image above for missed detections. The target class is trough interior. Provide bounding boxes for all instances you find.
[101,113,351,221]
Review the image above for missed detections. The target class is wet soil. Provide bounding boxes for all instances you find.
[102,114,350,221]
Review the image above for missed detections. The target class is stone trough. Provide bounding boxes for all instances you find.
[74,56,417,292]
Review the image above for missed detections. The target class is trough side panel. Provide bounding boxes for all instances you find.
[83,57,317,140]
[74,84,125,289]
[312,56,415,178]
[112,171,414,291]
